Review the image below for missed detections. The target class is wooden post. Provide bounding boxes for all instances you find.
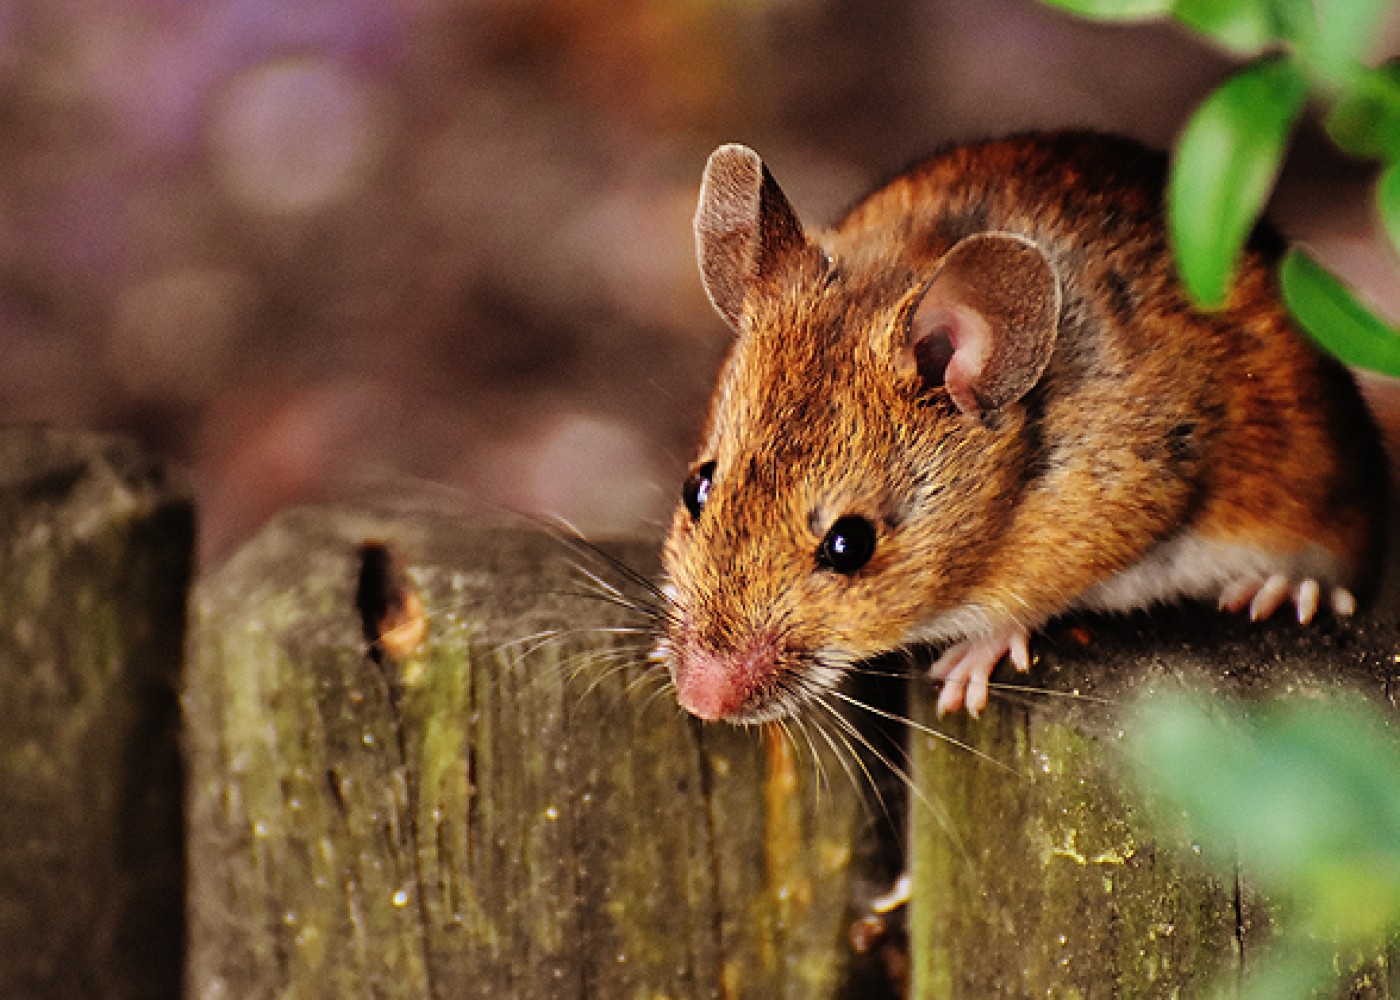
[907,610,1400,998]
[186,503,1400,997]
[0,427,192,1000]
[185,508,877,999]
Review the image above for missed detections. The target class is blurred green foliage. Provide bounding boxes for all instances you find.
[1281,249,1400,370]
[1168,55,1308,306]
[1043,0,1400,375]
[1124,690,1400,999]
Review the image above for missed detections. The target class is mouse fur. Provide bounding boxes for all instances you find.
[660,130,1387,723]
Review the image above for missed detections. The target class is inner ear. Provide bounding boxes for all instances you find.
[905,232,1061,418]
[911,315,956,389]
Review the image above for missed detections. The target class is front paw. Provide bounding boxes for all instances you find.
[929,627,1031,717]
[1218,574,1356,624]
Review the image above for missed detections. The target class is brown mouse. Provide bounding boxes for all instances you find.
[658,130,1388,723]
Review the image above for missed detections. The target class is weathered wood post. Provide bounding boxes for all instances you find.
[6,428,1395,997]
[907,611,1400,998]
[185,507,879,999]
[185,502,1400,998]
[0,427,193,1000]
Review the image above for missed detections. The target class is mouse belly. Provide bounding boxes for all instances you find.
[1071,530,1354,620]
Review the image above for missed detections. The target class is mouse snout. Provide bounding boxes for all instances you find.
[671,632,782,722]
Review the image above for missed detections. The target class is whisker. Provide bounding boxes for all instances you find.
[566,561,633,604]
[986,680,1111,705]
[826,689,1022,778]
[803,712,879,829]
[562,645,653,684]
[535,634,632,667]
[499,637,652,710]
[806,693,977,878]
[803,695,895,826]
[504,626,653,659]
[832,654,1114,707]
[562,564,673,622]
[577,659,641,701]
[639,674,678,713]
[626,665,670,702]
[494,629,563,659]
[538,514,673,606]
[559,563,679,629]
[557,588,670,625]
[569,625,654,638]
[788,715,831,809]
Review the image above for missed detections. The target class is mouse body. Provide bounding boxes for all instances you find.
[660,130,1387,722]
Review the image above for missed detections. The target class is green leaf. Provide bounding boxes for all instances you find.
[1378,160,1400,254]
[1169,56,1308,307]
[1124,691,1256,861]
[1126,691,1400,947]
[1263,701,1400,841]
[1307,0,1392,81]
[1327,60,1400,159]
[1171,0,1295,54]
[1039,0,1171,17]
[1280,249,1400,375]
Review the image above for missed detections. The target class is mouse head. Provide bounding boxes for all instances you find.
[661,144,1061,723]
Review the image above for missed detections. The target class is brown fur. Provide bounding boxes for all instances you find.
[663,130,1388,723]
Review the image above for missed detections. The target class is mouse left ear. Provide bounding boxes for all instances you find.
[694,144,810,332]
[903,233,1061,418]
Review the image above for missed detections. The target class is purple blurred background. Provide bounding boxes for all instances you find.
[5,0,1398,564]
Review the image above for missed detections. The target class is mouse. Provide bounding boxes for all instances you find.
[656,130,1388,723]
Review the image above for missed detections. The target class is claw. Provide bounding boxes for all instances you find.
[931,628,1031,717]
[1218,578,1256,614]
[1010,632,1031,672]
[1295,579,1320,624]
[934,673,965,717]
[1249,574,1291,621]
[1221,574,1351,624]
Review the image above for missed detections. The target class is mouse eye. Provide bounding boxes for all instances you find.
[816,515,876,574]
[682,460,716,520]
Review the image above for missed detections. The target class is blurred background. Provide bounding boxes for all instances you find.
[3,0,1398,565]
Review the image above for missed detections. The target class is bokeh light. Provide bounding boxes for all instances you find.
[0,0,1394,564]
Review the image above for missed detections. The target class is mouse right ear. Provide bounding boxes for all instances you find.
[903,233,1061,419]
[694,144,809,332]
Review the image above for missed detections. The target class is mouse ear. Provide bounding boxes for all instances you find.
[694,144,809,332]
[904,232,1061,418]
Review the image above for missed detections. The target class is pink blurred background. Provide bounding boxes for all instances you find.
[5,0,1398,564]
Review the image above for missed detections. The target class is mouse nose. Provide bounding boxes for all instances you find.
[672,633,780,722]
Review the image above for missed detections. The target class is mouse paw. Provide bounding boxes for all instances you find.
[1218,574,1356,624]
[929,627,1031,717]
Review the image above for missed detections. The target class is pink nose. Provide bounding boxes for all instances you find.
[673,636,779,721]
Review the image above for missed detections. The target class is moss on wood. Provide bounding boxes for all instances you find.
[0,427,192,1000]
[186,507,869,999]
[908,610,1400,998]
